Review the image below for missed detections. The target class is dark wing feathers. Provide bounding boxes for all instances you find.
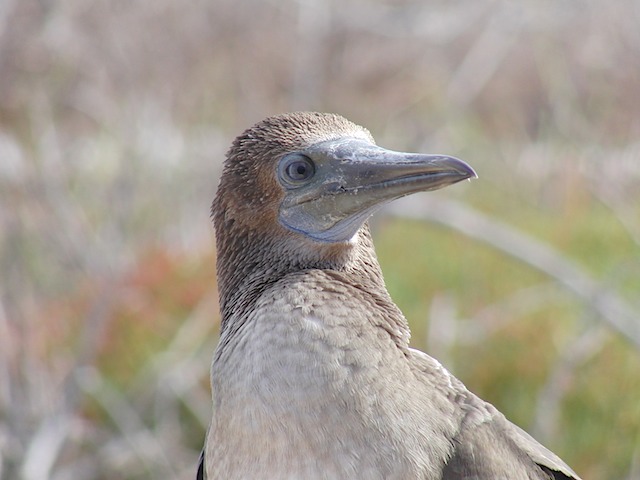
[196,448,205,480]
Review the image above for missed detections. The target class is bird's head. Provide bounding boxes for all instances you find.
[212,112,476,317]
[213,112,475,248]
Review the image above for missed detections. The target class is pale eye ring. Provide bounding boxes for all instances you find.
[279,154,316,185]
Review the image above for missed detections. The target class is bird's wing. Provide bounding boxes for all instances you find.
[503,422,581,480]
[196,448,206,480]
[408,348,581,480]
[441,411,581,480]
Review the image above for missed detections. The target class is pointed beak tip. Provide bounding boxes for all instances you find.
[462,167,478,180]
[446,156,477,181]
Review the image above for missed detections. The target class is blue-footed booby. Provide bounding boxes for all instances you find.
[198,112,580,480]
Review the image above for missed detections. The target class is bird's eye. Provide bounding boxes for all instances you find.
[279,154,315,185]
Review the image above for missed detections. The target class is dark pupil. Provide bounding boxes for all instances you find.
[289,161,309,179]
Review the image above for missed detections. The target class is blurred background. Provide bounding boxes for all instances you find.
[1,0,639,478]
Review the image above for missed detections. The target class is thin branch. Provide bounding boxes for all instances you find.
[384,196,640,349]
[21,415,73,480]
[75,368,178,477]
[531,323,607,442]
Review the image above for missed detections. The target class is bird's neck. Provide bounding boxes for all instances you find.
[214,225,391,332]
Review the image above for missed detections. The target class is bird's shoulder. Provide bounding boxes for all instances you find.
[407,348,467,398]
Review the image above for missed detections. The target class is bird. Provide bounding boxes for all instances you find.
[198,112,581,480]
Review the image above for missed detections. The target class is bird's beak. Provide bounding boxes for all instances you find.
[279,138,477,242]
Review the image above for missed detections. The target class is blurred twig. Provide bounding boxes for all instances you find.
[76,368,178,478]
[385,196,640,349]
[532,323,607,442]
[446,5,523,107]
